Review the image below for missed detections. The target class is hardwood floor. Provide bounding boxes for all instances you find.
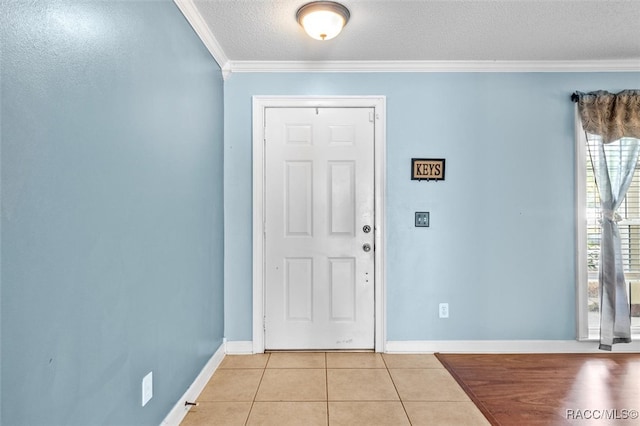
[435,353,640,426]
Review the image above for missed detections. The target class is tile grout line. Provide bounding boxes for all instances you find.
[382,355,414,425]
[325,353,329,426]
[244,353,270,426]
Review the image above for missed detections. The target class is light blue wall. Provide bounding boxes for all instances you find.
[1,1,224,425]
[224,71,640,342]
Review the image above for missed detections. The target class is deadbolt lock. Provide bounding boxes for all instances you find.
[363,225,371,233]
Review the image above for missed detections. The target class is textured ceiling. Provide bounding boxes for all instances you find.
[190,0,640,64]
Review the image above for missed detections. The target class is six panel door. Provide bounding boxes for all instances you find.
[264,107,375,350]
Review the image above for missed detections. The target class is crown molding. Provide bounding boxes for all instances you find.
[173,0,231,79]
[228,59,640,74]
[172,0,639,77]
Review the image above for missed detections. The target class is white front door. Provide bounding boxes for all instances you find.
[264,107,375,350]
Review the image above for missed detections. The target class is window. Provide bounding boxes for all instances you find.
[577,124,640,339]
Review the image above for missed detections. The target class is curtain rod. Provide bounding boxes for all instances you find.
[571,92,579,102]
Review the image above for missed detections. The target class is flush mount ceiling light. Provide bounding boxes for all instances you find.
[296,1,350,41]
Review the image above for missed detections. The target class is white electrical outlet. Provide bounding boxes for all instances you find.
[142,372,153,407]
[439,303,449,318]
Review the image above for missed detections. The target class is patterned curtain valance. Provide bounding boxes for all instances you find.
[574,90,640,144]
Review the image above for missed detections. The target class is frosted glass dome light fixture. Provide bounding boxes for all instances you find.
[296,1,350,41]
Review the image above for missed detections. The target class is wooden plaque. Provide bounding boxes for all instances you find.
[412,158,445,181]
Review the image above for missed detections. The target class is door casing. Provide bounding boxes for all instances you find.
[252,96,386,353]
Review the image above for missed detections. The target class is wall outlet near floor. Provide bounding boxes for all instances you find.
[142,371,153,407]
[439,303,449,318]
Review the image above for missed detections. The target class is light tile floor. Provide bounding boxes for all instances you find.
[181,352,490,426]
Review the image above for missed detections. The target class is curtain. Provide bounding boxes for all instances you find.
[575,90,640,350]
[576,90,640,143]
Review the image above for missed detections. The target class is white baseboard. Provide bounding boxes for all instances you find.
[225,340,254,354]
[198,340,640,358]
[386,340,640,353]
[161,343,225,426]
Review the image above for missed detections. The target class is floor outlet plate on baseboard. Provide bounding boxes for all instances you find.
[142,372,153,406]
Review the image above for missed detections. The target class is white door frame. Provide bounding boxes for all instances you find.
[252,96,386,353]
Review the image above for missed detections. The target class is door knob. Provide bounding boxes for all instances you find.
[362,243,371,252]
